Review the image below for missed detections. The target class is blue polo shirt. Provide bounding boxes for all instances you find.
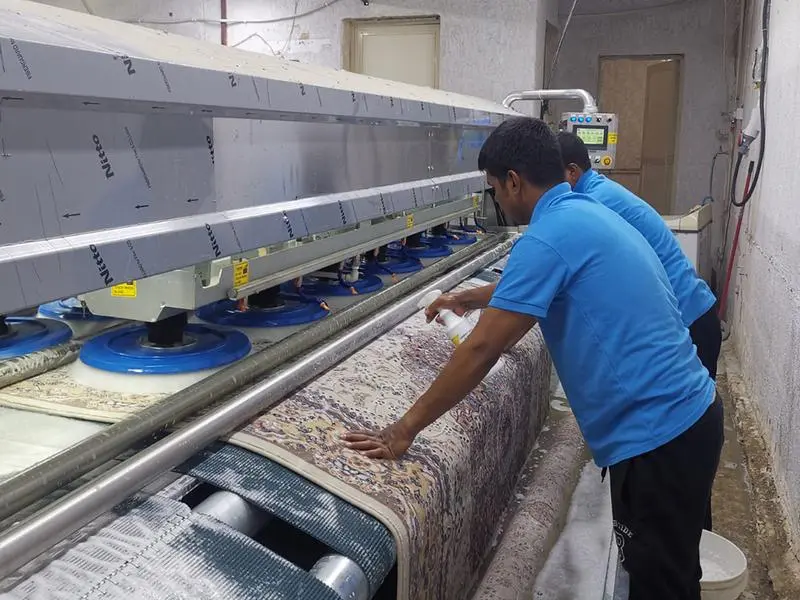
[575,170,716,327]
[489,183,715,467]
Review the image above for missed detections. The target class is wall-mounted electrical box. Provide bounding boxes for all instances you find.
[560,112,620,170]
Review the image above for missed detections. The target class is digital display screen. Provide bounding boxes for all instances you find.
[575,126,608,149]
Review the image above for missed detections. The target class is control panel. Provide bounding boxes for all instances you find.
[560,112,619,170]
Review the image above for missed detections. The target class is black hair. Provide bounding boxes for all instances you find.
[477,117,565,188]
[556,131,592,172]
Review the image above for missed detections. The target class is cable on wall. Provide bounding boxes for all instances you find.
[547,0,579,88]
[569,0,694,18]
[730,0,770,209]
[719,0,771,319]
[125,0,344,26]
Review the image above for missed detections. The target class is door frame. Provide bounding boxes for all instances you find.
[596,54,684,212]
[342,16,441,87]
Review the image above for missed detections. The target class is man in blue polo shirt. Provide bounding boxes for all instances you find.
[343,117,723,599]
[558,131,723,531]
[558,132,722,379]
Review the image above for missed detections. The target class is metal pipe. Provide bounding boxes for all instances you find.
[502,88,598,113]
[310,554,370,600]
[0,236,514,578]
[0,234,504,522]
[192,490,268,537]
[0,341,81,390]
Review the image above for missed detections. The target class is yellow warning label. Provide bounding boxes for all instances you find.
[257,248,268,257]
[608,133,618,145]
[472,194,480,209]
[110,282,137,298]
[233,260,250,287]
[406,214,414,229]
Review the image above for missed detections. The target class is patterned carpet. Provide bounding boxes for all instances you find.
[0,283,551,600]
[228,302,551,600]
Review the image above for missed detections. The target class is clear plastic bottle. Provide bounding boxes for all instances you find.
[417,289,473,346]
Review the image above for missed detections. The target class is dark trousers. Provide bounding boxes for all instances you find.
[689,306,722,380]
[688,306,723,531]
[610,398,724,600]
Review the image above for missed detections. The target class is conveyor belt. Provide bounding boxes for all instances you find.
[1,495,344,600]
[179,444,396,595]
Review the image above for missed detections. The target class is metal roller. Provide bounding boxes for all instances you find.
[0,235,506,522]
[191,491,269,538]
[0,236,516,579]
[310,555,370,600]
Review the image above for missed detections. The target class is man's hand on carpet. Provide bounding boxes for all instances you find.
[341,421,415,459]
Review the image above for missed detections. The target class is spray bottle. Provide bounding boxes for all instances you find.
[417,289,473,346]
[418,288,506,378]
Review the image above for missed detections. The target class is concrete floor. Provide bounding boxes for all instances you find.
[710,381,776,599]
[532,462,612,599]
[533,360,794,599]
[718,347,800,599]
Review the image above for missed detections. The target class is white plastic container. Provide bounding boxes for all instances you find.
[417,289,472,346]
[417,289,505,379]
[700,529,749,600]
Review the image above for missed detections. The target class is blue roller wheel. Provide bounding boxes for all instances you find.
[79,323,251,374]
[283,273,384,298]
[0,317,73,359]
[197,297,329,329]
[38,297,112,322]
[386,241,405,256]
[420,232,477,246]
[403,243,452,259]
[361,255,423,276]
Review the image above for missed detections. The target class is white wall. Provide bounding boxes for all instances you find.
[37,0,559,110]
[551,0,738,221]
[727,0,800,551]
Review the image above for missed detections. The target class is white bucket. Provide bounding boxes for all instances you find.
[700,529,748,600]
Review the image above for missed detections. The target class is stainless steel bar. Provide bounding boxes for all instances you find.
[502,89,598,113]
[0,236,500,521]
[0,322,127,389]
[0,341,81,390]
[310,555,370,600]
[192,491,268,538]
[230,198,478,299]
[0,235,515,578]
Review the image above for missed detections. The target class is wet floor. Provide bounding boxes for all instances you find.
[535,365,780,599]
[712,384,777,599]
[532,461,612,599]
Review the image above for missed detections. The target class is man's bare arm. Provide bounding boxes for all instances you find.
[343,307,536,458]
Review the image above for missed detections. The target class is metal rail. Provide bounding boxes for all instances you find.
[0,234,515,579]
[502,88,598,113]
[0,235,502,520]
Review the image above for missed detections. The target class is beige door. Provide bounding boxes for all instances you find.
[345,18,440,88]
[640,60,681,215]
[598,56,682,214]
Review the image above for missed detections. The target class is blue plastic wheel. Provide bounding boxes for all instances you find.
[0,317,73,359]
[38,298,112,322]
[283,273,384,298]
[386,241,405,255]
[196,297,329,329]
[402,243,452,259]
[420,232,477,246]
[361,255,423,276]
[79,323,251,374]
